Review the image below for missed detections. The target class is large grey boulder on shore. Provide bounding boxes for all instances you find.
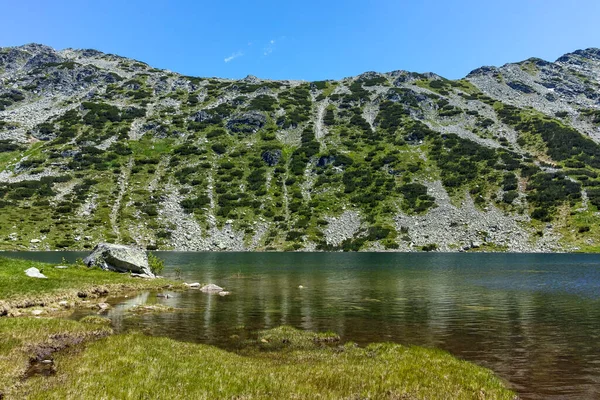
[84,243,155,278]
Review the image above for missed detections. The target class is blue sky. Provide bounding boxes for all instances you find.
[1,0,600,81]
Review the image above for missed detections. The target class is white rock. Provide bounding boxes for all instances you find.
[218,291,230,296]
[31,309,44,316]
[186,282,201,288]
[298,285,305,289]
[25,267,47,279]
[54,265,68,269]
[30,239,41,243]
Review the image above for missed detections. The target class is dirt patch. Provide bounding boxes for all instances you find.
[23,330,111,380]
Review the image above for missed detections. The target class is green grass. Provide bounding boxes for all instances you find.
[0,317,113,398]
[14,326,515,400]
[0,257,177,314]
[0,150,20,171]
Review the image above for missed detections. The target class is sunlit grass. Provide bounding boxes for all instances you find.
[0,256,178,313]
[14,326,515,400]
[0,317,112,398]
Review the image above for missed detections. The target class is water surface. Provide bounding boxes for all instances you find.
[7,251,600,399]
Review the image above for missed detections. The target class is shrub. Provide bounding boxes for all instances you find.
[502,191,519,204]
[181,196,210,212]
[422,243,438,252]
[211,143,227,154]
[249,95,278,111]
[148,252,165,276]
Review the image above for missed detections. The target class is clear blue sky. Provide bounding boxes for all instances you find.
[1,0,599,81]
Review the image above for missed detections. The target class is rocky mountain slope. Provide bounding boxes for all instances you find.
[1,43,600,252]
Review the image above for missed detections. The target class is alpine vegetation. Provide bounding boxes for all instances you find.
[2,44,600,252]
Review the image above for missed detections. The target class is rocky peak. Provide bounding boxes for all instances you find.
[466,65,500,78]
[17,43,56,55]
[241,75,261,84]
[556,48,600,64]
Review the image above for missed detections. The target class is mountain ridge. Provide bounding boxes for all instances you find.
[1,43,600,252]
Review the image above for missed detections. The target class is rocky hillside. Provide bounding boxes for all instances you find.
[1,43,600,252]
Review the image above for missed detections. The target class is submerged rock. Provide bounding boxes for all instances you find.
[25,267,47,279]
[95,302,110,311]
[83,243,155,278]
[200,284,224,292]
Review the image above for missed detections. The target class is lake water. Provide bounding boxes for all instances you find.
[7,251,600,399]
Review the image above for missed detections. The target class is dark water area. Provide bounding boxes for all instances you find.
[7,251,600,399]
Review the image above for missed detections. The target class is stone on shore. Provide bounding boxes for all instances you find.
[25,267,47,279]
[83,243,155,278]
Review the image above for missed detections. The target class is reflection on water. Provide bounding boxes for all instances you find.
[8,251,600,399]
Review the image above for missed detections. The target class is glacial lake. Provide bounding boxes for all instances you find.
[7,251,600,399]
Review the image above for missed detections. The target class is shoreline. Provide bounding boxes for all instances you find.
[0,255,517,399]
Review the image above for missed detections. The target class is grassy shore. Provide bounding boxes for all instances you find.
[0,256,517,399]
[0,256,178,316]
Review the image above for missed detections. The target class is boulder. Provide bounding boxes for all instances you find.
[84,243,155,278]
[25,267,47,279]
[317,155,336,168]
[96,302,110,311]
[190,110,213,122]
[226,111,266,133]
[507,81,535,94]
[262,149,282,166]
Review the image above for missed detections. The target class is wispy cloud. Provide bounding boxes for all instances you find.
[263,39,276,56]
[224,51,243,63]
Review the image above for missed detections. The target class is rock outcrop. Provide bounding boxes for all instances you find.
[226,111,266,133]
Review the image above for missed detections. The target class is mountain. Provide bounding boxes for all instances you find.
[1,43,600,252]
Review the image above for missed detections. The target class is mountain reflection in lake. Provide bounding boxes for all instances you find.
[9,251,600,400]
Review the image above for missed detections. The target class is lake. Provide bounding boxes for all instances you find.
[6,251,600,399]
